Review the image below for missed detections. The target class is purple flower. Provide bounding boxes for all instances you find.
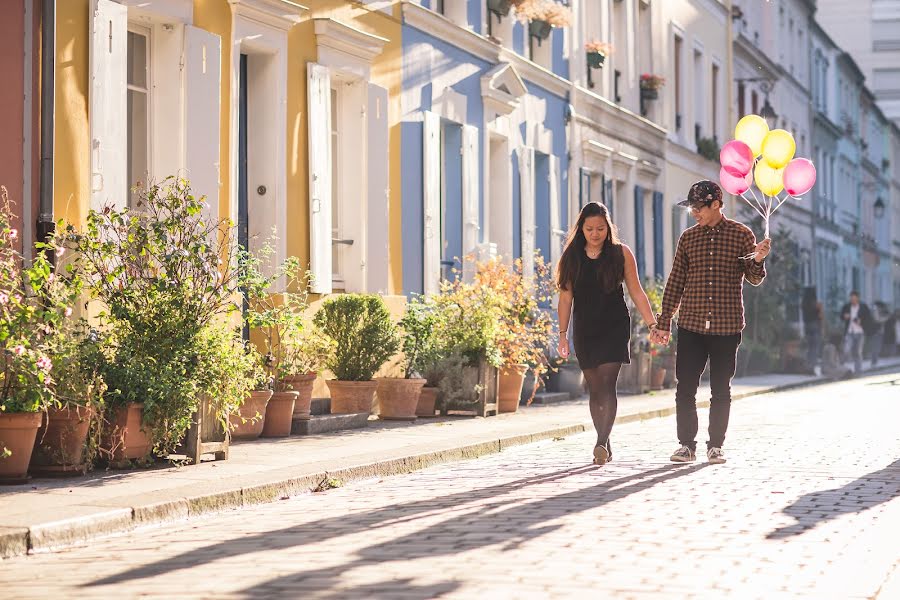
[8,229,17,240]
[36,356,52,372]
[12,345,25,356]
[0,293,7,305]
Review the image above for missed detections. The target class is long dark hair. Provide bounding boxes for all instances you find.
[556,202,623,292]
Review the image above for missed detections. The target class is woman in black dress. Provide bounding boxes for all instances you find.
[556,202,658,465]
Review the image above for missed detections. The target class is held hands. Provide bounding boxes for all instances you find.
[649,327,671,346]
[754,238,772,262]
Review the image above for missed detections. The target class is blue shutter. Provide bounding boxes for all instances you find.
[653,191,664,279]
[634,186,645,278]
[579,167,591,208]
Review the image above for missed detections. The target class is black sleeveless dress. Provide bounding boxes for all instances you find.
[572,247,631,369]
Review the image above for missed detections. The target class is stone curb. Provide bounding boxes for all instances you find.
[2,373,872,559]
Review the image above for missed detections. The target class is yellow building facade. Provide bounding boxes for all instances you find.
[54,0,404,295]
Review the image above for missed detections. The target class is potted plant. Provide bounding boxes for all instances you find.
[585,41,613,69]
[314,294,400,415]
[229,348,272,441]
[640,73,665,100]
[516,0,572,41]
[72,177,248,462]
[0,187,66,482]
[476,254,555,413]
[376,297,439,420]
[31,324,108,476]
[242,252,331,435]
[488,0,523,18]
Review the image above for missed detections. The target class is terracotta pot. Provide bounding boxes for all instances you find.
[31,405,95,475]
[376,378,426,420]
[498,364,529,413]
[416,386,439,417]
[281,372,317,421]
[103,403,152,462]
[326,380,378,414]
[0,412,42,483]
[261,391,297,438]
[651,366,667,390]
[229,390,273,441]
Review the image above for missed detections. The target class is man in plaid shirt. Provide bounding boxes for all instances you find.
[650,180,771,464]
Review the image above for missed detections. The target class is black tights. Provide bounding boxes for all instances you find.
[582,362,622,456]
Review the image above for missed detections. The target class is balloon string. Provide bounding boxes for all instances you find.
[740,192,768,220]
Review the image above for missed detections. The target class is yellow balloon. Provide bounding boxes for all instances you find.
[734,115,770,157]
[754,161,785,196]
[761,129,796,169]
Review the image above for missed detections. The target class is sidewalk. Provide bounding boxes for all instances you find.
[2,359,899,559]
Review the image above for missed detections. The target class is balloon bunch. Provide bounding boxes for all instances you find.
[719,115,817,243]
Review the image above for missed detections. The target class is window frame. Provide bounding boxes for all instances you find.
[126,24,152,207]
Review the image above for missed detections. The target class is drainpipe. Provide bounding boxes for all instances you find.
[37,0,56,256]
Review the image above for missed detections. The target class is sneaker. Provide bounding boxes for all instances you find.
[707,447,727,464]
[670,445,696,463]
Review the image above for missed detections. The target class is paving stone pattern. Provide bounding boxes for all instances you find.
[1,373,899,599]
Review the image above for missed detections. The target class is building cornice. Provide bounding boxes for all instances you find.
[314,18,389,63]
[228,0,307,30]
[481,62,528,116]
[814,110,844,140]
[572,85,667,160]
[499,49,571,98]
[402,1,499,63]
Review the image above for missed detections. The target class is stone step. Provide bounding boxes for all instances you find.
[291,412,369,436]
[525,392,572,405]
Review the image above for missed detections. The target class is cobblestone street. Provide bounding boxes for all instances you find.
[2,371,899,599]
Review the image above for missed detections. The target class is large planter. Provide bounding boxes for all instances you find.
[498,364,529,413]
[103,403,152,462]
[0,412,42,483]
[587,51,606,69]
[261,391,297,438]
[529,19,552,40]
[555,363,585,398]
[658,353,677,388]
[326,380,378,414]
[281,372,317,421]
[377,378,426,421]
[229,390,272,441]
[416,386,439,418]
[487,0,512,17]
[31,405,95,476]
[619,352,652,394]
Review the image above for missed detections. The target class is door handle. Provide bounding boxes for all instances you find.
[332,238,354,246]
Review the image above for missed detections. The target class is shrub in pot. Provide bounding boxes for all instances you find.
[0,186,70,482]
[475,254,555,412]
[314,294,400,415]
[376,296,439,420]
[69,178,248,461]
[242,252,332,433]
[228,349,271,441]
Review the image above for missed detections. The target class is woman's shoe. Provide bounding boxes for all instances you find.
[593,445,609,465]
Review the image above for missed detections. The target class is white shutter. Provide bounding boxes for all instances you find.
[307,63,332,294]
[519,146,535,279]
[90,0,127,212]
[367,83,390,294]
[423,111,441,296]
[549,154,564,270]
[184,26,221,222]
[461,124,480,281]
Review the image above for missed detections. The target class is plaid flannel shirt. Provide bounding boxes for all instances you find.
[657,217,766,336]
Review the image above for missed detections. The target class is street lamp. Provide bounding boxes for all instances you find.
[734,77,778,125]
[760,96,778,125]
[874,197,885,219]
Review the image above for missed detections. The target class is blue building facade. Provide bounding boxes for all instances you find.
[400,1,571,295]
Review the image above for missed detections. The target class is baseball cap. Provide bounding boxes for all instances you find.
[676,180,723,208]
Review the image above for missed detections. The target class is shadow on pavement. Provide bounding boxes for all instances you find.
[767,459,900,540]
[86,461,706,593]
[234,463,708,598]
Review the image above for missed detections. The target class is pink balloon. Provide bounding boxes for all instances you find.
[719,140,755,177]
[783,158,816,196]
[719,166,753,195]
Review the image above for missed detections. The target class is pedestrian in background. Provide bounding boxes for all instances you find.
[556,202,658,466]
[840,291,872,375]
[868,301,889,367]
[651,181,770,465]
[801,287,824,376]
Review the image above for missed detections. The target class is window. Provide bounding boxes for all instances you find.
[674,35,683,130]
[751,90,758,115]
[711,63,720,140]
[331,87,343,290]
[127,28,150,207]
[737,81,745,118]
[693,49,704,140]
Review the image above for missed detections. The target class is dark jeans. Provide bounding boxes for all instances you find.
[675,327,742,451]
